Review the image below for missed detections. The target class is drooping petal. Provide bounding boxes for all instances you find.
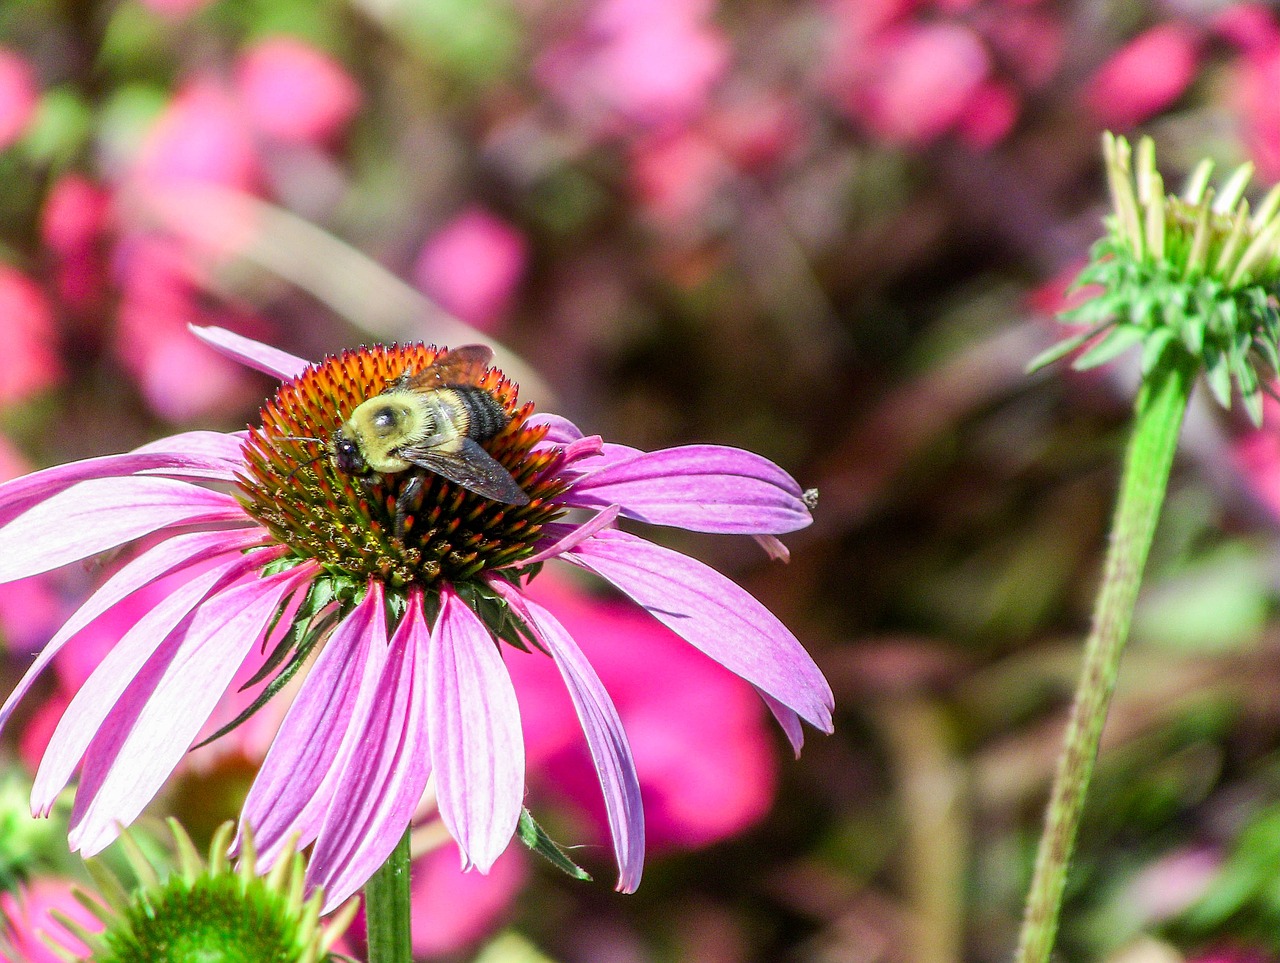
[526,413,583,444]
[68,565,310,856]
[516,505,619,566]
[32,556,249,815]
[564,528,833,734]
[0,447,242,526]
[242,581,390,866]
[133,429,247,480]
[309,589,431,913]
[562,445,812,534]
[504,587,645,892]
[0,477,244,584]
[757,688,805,757]
[753,534,790,562]
[188,324,310,381]
[0,528,266,739]
[428,586,524,873]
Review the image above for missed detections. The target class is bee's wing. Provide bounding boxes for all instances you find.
[401,345,495,390]
[400,437,530,506]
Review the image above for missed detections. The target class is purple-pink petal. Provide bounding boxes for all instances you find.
[562,445,812,535]
[0,448,241,526]
[0,477,244,584]
[243,581,390,866]
[0,528,266,740]
[309,589,431,913]
[188,324,310,381]
[565,528,833,734]
[428,587,525,874]
[757,688,806,757]
[133,430,247,481]
[68,565,309,856]
[33,558,245,816]
[526,413,583,444]
[512,590,645,892]
[517,505,620,566]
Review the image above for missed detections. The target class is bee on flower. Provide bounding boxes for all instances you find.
[0,326,833,911]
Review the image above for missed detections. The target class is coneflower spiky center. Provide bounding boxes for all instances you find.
[238,344,566,589]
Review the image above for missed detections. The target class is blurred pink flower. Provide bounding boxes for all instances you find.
[0,267,62,406]
[537,0,729,134]
[1235,44,1280,180]
[957,80,1019,148]
[1082,22,1202,130]
[0,878,101,963]
[1187,949,1276,963]
[707,91,806,175]
[234,38,361,146]
[137,0,216,17]
[0,441,63,658]
[414,209,528,332]
[629,131,729,231]
[334,843,524,960]
[113,239,263,421]
[829,21,992,145]
[976,7,1065,89]
[409,844,526,958]
[134,77,259,191]
[1231,394,1280,518]
[516,573,779,851]
[1127,846,1221,923]
[1212,2,1280,54]
[41,174,112,315]
[0,49,37,151]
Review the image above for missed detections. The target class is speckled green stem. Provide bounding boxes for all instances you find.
[365,830,412,963]
[1014,352,1197,963]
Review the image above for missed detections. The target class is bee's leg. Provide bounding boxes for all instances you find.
[394,473,424,539]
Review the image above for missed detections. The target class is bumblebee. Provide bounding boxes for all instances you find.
[327,345,530,534]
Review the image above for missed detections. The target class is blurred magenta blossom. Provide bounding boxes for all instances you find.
[822,0,1063,147]
[0,877,101,963]
[414,208,528,332]
[0,49,36,151]
[1187,949,1277,963]
[537,0,728,135]
[1082,22,1202,130]
[233,37,362,147]
[0,267,62,408]
[1126,846,1222,924]
[518,572,778,850]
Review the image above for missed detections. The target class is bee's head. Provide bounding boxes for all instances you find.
[329,429,367,475]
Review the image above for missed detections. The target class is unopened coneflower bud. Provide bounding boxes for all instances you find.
[1031,132,1280,425]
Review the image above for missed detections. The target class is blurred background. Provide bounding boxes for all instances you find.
[3,0,1280,961]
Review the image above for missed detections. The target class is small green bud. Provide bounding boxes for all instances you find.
[1031,133,1280,425]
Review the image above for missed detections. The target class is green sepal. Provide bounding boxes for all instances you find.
[1026,327,1099,375]
[192,608,339,751]
[517,809,591,882]
[455,582,544,655]
[242,576,336,691]
[1204,346,1233,409]
[1140,327,1176,374]
[1071,324,1146,370]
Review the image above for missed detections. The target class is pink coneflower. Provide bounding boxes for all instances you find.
[0,327,832,911]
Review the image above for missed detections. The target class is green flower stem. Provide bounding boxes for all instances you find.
[365,830,412,963]
[1014,350,1197,963]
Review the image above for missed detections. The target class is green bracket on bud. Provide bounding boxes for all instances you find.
[1030,133,1280,426]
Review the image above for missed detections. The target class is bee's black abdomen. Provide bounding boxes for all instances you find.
[454,385,509,441]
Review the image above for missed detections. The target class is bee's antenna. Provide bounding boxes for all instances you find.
[280,435,325,445]
[285,451,327,483]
